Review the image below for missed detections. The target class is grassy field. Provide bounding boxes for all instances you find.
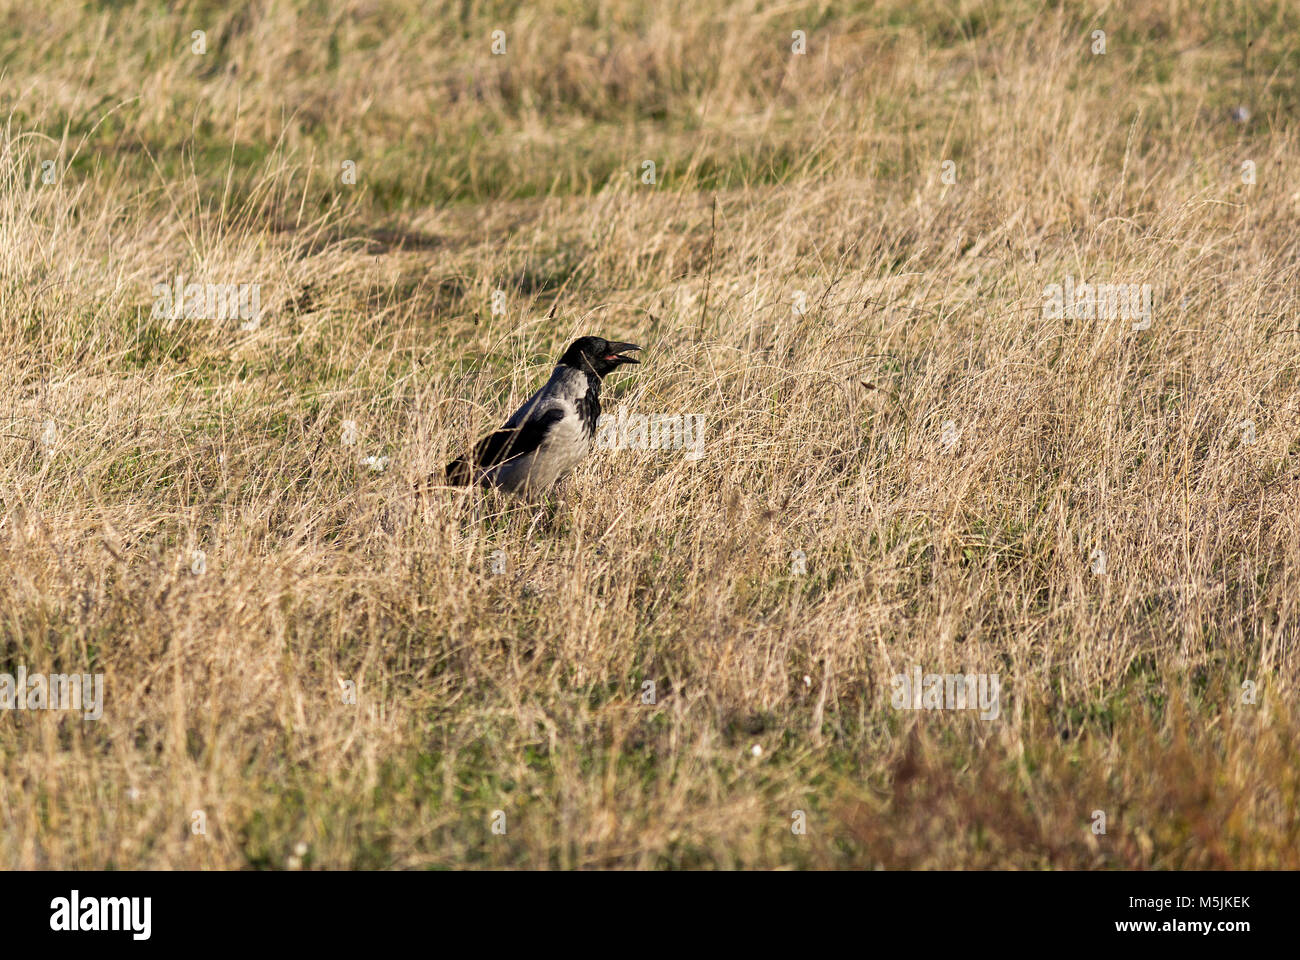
[2,0,1299,869]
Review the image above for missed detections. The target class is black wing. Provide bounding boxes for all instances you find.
[446,406,565,484]
[472,406,565,466]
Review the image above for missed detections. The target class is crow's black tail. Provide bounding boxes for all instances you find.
[445,456,474,485]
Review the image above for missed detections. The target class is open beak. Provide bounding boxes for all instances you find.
[604,342,641,364]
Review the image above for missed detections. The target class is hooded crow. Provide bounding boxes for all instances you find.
[446,336,641,495]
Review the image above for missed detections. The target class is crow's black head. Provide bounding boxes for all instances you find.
[558,336,641,378]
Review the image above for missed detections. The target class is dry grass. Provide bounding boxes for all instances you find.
[2,0,1299,869]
